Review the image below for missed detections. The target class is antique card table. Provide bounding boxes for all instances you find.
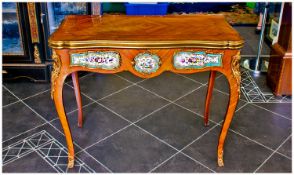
[49,15,244,168]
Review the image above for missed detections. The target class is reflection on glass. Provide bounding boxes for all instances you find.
[47,2,87,34]
[265,2,282,44]
[2,2,24,55]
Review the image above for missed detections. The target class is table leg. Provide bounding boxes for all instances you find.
[217,52,241,167]
[72,72,83,128]
[53,73,75,168]
[51,50,75,168]
[204,71,216,126]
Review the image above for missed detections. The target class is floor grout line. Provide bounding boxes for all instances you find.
[66,72,95,84]
[88,79,219,172]
[96,99,216,173]
[250,103,292,121]
[175,71,223,86]
[3,85,51,103]
[75,123,133,155]
[240,70,291,103]
[114,73,147,85]
[21,89,51,101]
[66,101,96,115]
[2,118,58,144]
[2,72,97,108]
[65,75,147,103]
[149,124,219,172]
[174,73,207,85]
[78,149,113,173]
[226,127,292,160]
[130,84,293,161]
[29,142,62,173]
[73,80,218,172]
[135,84,292,157]
[3,72,96,108]
[2,95,96,144]
[2,85,113,172]
[253,134,292,173]
[135,124,216,173]
[2,100,22,108]
[3,72,291,172]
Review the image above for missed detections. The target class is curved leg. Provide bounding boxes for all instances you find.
[217,52,241,167]
[204,71,216,126]
[53,72,75,168]
[51,50,75,168]
[72,72,83,128]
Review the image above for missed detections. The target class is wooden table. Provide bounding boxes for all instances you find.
[49,14,244,168]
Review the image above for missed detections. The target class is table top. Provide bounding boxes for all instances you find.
[49,14,244,49]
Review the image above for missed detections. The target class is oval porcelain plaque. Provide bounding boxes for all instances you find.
[134,52,161,74]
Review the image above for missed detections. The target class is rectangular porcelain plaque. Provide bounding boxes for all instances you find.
[173,51,222,69]
[70,51,120,70]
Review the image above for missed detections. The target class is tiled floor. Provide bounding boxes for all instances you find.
[2,26,292,173]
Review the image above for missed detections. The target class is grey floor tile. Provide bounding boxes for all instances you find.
[85,125,176,172]
[233,26,270,56]
[241,41,256,55]
[2,123,82,156]
[65,71,91,83]
[51,103,129,148]
[3,81,50,99]
[254,103,292,119]
[234,26,258,40]
[2,101,46,141]
[209,74,247,101]
[75,151,110,173]
[181,71,210,85]
[256,153,292,173]
[183,126,272,172]
[184,72,248,102]
[138,72,202,101]
[99,85,169,122]
[248,39,271,56]
[181,71,223,84]
[3,151,57,173]
[2,87,18,106]
[24,85,92,121]
[277,138,292,158]
[213,74,229,94]
[153,153,212,173]
[137,104,215,150]
[77,73,131,100]
[116,71,144,83]
[249,72,273,93]
[176,86,247,123]
[230,104,292,150]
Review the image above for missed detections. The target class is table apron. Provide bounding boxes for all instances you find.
[54,48,240,79]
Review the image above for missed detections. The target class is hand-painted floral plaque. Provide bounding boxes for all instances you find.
[70,51,120,70]
[133,52,161,74]
[173,51,222,69]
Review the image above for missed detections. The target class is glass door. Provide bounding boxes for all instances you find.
[46,2,89,34]
[41,2,92,61]
[2,2,35,63]
[265,2,283,45]
[2,2,25,55]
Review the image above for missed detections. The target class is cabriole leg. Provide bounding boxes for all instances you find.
[51,50,75,168]
[217,52,241,167]
[204,71,216,126]
[72,72,83,128]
